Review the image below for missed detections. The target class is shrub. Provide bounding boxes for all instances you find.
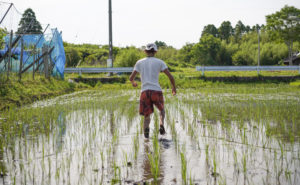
[114,47,144,67]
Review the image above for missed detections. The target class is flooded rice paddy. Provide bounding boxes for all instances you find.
[0,88,300,185]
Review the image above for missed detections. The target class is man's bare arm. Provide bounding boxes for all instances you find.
[129,70,138,87]
[163,69,176,95]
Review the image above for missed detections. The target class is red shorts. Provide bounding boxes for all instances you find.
[139,90,164,117]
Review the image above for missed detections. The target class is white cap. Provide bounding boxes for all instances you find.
[145,43,158,51]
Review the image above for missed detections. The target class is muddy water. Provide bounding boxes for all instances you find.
[0,89,299,185]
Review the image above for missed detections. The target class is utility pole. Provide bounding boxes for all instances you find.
[108,0,113,69]
[257,27,260,69]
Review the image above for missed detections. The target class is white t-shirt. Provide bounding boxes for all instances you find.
[133,57,168,92]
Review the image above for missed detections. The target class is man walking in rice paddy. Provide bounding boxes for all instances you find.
[129,43,176,139]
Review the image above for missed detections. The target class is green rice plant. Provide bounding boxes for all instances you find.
[111,161,121,184]
[189,170,195,185]
[180,151,187,185]
[233,150,238,171]
[147,116,161,182]
[0,142,7,177]
[55,166,60,181]
[242,152,247,175]
[168,116,179,152]
[132,130,139,160]
[122,150,128,167]
[48,157,51,182]
[179,108,186,130]
[112,129,119,146]
[285,169,292,183]
[187,120,196,140]
[140,117,144,134]
[205,144,209,164]
[212,147,218,178]
[242,126,247,145]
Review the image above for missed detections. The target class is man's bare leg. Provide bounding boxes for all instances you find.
[144,115,151,138]
[159,109,165,126]
[144,116,151,130]
[159,109,166,135]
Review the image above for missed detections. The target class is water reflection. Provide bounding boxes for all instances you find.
[159,138,171,149]
[55,112,66,152]
[142,139,152,181]
[0,142,6,182]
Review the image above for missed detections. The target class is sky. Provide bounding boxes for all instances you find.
[1,0,300,49]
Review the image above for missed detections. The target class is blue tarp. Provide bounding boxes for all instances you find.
[0,29,66,77]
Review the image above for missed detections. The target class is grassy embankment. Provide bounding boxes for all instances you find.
[0,73,89,110]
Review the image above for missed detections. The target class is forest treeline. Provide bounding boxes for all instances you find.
[64,28,298,68]
[64,5,300,68]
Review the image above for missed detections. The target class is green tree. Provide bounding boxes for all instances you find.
[156,47,177,62]
[191,34,221,65]
[17,8,43,34]
[201,24,218,37]
[177,43,194,64]
[266,5,300,65]
[260,42,288,65]
[154,41,167,49]
[218,21,233,42]
[234,20,246,43]
[232,50,252,65]
[231,41,257,65]
[217,41,233,65]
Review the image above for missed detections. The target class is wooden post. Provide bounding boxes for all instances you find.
[19,39,24,82]
[7,30,13,80]
[32,48,35,80]
[9,30,13,73]
[44,45,49,79]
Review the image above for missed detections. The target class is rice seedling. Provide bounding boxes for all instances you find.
[180,151,187,185]
[212,146,218,178]
[111,161,121,184]
[132,129,139,160]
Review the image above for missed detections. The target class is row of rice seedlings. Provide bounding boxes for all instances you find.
[132,127,140,160]
[165,101,197,184]
[147,112,161,182]
[180,146,188,185]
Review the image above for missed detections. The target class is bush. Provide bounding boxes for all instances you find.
[114,47,144,67]
[260,43,288,65]
[65,48,81,67]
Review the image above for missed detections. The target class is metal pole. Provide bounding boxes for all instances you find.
[108,0,113,69]
[33,49,35,80]
[7,30,13,80]
[257,27,260,75]
[19,39,24,81]
[0,3,13,25]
